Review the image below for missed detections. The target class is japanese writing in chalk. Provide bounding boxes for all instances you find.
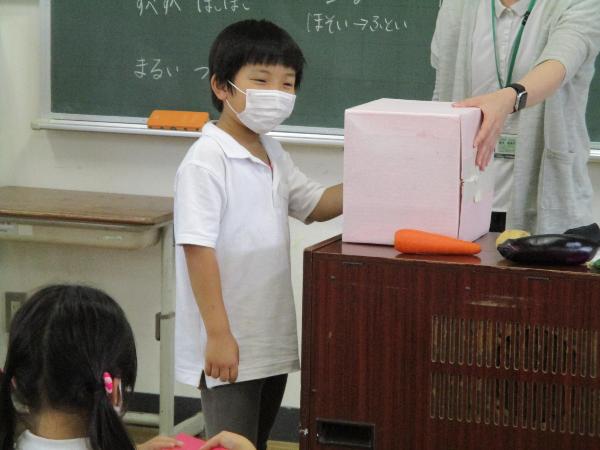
[134,58,209,80]
[137,0,251,16]
[323,0,362,4]
[325,0,360,5]
[306,13,409,34]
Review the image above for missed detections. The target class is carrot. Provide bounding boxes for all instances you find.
[394,229,481,255]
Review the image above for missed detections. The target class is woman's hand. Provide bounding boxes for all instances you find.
[205,331,239,383]
[200,431,256,450]
[453,87,516,170]
[136,435,183,450]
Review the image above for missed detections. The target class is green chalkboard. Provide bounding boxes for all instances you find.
[50,1,600,140]
[50,0,439,131]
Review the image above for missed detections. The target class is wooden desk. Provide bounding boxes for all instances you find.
[0,186,194,434]
[301,235,600,450]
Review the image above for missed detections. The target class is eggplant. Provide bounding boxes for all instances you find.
[497,234,599,265]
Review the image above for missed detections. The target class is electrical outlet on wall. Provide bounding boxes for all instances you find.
[5,292,27,332]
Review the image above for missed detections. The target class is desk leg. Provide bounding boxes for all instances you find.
[159,223,175,435]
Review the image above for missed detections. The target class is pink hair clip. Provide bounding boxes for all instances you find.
[103,372,113,395]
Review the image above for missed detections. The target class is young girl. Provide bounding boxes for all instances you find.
[0,284,183,450]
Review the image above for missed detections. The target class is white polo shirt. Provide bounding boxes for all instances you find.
[16,431,91,450]
[174,122,325,388]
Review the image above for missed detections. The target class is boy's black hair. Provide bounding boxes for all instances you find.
[209,19,306,112]
[0,285,137,450]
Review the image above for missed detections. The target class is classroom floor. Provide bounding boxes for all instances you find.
[127,425,298,450]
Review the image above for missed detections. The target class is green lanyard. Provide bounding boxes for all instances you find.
[491,0,538,88]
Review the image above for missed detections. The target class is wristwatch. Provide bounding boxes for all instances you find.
[508,83,528,113]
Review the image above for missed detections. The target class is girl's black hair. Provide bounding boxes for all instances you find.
[0,285,137,450]
[208,19,306,112]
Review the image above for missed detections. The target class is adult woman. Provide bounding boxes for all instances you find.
[431,0,600,233]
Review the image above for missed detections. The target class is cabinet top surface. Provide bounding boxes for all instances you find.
[308,234,599,276]
[0,186,173,226]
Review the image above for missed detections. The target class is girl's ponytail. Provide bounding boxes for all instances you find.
[89,389,135,450]
[0,293,44,450]
[0,369,16,450]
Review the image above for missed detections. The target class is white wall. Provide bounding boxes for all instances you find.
[1,0,599,409]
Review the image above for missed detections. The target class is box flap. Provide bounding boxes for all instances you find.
[457,108,493,241]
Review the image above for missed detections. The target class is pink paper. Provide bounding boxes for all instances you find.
[343,99,492,245]
[172,433,226,450]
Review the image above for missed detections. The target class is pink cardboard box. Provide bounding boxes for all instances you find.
[343,99,493,245]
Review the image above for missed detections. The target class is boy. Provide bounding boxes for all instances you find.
[174,19,342,450]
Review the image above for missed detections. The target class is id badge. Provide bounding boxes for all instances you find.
[495,134,517,159]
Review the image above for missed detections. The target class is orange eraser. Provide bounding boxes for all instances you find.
[147,110,209,131]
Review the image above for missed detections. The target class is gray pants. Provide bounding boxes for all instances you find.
[200,372,288,450]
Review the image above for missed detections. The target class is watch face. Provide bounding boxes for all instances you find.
[517,92,528,111]
[510,84,527,112]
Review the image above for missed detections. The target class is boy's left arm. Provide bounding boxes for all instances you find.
[307,183,343,222]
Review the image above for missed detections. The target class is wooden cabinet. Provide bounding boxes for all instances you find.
[300,235,600,450]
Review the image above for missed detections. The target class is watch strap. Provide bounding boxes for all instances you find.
[508,83,527,112]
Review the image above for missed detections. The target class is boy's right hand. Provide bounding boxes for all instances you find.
[205,332,239,382]
[199,431,256,450]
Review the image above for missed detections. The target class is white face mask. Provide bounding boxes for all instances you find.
[226,81,296,134]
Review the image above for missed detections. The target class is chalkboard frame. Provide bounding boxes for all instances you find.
[36,0,600,152]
